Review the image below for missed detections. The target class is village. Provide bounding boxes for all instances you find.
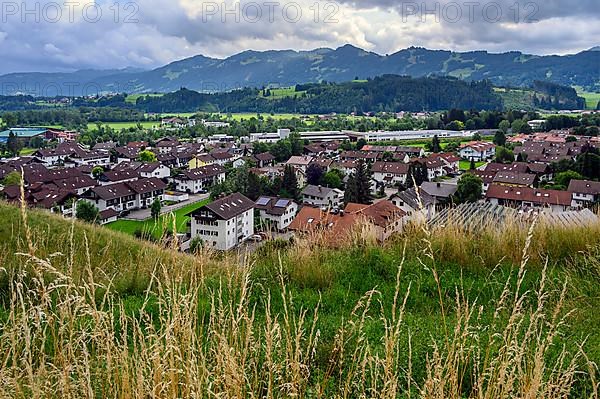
[1,120,599,252]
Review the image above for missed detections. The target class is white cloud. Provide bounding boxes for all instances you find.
[0,0,597,74]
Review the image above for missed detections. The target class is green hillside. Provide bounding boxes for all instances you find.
[1,202,600,397]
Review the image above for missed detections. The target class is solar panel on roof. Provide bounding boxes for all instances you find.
[256,197,270,206]
[275,199,289,208]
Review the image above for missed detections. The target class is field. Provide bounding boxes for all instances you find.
[494,87,537,110]
[575,88,600,110]
[125,93,164,104]
[86,121,160,130]
[105,199,210,239]
[459,160,486,170]
[1,201,600,397]
[258,86,307,99]
[214,112,312,121]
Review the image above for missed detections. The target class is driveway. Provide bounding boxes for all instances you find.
[123,193,210,221]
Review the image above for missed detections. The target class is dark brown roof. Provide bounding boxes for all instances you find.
[127,177,167,194]
[89,183,134,200]
[492,172,537,186]
[99,208,119,220]
[486,184,571,207]
[192,193,254,220]
[179,164,225,180]
[53,175,96,190]
[568,180,600,195]
[255,196,296,216]
[101,170,140,182]
[254,152,275,162]
[372,162,410,175]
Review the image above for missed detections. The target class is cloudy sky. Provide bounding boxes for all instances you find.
[0,0,599,74]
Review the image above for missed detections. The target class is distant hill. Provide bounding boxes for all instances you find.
[133,75,503,113]
[1,45,599,96]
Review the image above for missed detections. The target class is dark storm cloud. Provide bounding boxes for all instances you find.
[0,0,597,74]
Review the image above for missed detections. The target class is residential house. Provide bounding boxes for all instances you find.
[459,141,496,161]
[155,137,180,154]
[189,154,216,169]
[420,182,458,205]
[254,196,299,231]
[99,170,140,186]
[301,185,344,209]
[210,151,239,166]
[137,162,171,179]
[485,184,572,213]
[568,180,600,208]
[429,153,461,175]
[371,162,410,187]
[253,152,276,168]
[492,172,538,188]
[127,177,167,209]
[470,170,497,194]
[98,208,119,225]
[188,193,255,251]
[83,183,136,213]
[115,146,141,163]
[52,175,97,195]
[309,158,334,173]
[286,156,314,173]
[171,164,226,194]
[289,200,406,243]
[390,186,436,220]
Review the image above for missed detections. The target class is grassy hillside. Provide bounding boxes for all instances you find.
[1,202,600,397]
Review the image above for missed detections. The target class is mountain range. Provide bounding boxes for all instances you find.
[1,45,599,96]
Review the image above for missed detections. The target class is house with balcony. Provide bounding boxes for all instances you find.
[188,193,255,251]
[568,180,600,208]
[254,196,299,231]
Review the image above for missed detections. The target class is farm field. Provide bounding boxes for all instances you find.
[126,93,164,104]
[576,89,600,110]
[86,121,159,130]
[105,199,210,239]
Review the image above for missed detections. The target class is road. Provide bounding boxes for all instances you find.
[123,193,210,221]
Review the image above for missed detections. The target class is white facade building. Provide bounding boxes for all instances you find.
[188,193,255,251]
[254,197,299,231]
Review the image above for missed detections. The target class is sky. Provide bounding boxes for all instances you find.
[0,0,599,74]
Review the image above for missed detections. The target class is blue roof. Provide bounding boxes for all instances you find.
[0,128,48,138]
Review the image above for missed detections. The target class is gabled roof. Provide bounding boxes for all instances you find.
[88,183,134,200]
[52,175,96,190]
[390,186,436,209]
[420,182,458,199]
[289,200,404,234]
[191,193,255,220]
[254,152,276,162]
[302,185,338,199]
[127,177,167,194]
[99,208,119,220]
[460,141,496,152]
[255,196,296,216]
[101,170,140,182]
[287,156,314,166]
[486,184,571,207]
[371,162,410,175]
[568,179,600,195]
[178,164,225,180]
[492,172,537,186]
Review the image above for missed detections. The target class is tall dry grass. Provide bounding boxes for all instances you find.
[0,199,598,398]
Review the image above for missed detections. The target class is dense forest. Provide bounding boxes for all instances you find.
[134,76,503,113]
